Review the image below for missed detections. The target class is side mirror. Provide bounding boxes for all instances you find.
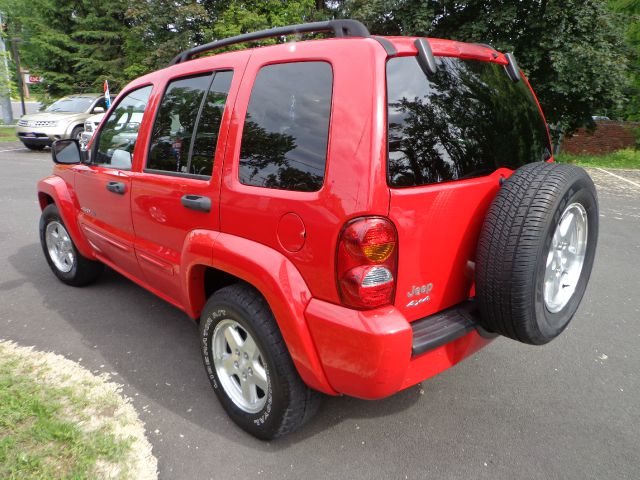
[93,106,105,114]
[52,139,82,165]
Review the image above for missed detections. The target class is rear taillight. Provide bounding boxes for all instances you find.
[337,217,398,309]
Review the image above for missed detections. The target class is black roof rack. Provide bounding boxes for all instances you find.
[169,19,371,66]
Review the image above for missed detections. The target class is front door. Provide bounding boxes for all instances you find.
[74,85,153,280]
[131,55,247,307]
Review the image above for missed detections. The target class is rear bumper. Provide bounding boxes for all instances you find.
[305,299,494,399]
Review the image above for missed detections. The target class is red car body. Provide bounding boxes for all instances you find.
[38,35,551,399]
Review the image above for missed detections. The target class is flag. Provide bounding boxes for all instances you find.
[104,80,111,109]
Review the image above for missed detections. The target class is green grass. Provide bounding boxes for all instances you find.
[0,126,17,142]
[557,148,640,169]
[0,355,131,479]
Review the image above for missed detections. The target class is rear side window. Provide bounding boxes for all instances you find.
[147,71,232,178]
[238,62,332,192]
[387,56,551,187]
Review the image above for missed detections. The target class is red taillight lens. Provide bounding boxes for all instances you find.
[337,217,398,309]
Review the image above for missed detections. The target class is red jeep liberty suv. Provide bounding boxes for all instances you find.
[37,20,598,439]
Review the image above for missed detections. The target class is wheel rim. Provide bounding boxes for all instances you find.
[544,202,588,313]
[45,221,75,273]
[212,319,269,413]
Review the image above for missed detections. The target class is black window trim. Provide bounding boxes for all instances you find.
[143,168,211,181]
[90,83,154,171]
[143,69,233,182]
[237,59,335,193]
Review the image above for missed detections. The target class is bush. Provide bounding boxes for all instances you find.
[557,149,640,169]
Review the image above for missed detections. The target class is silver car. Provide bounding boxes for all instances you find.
[79,112,105,150]
[16,94,109,150]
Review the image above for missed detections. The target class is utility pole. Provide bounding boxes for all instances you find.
[0,13,13,123]
[9,37,25,116]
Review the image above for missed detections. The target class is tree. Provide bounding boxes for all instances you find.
[340,0,630,135]
[124,0,220,76]
[610,0,640,120]
[209,0,318,47]
[1,0,81,96]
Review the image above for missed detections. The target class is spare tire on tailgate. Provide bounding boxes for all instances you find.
[476,162,598,345]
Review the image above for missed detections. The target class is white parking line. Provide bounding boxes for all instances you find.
[596,168,640,189]
[0,147,28,153]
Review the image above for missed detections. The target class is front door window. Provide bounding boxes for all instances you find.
[93,86,152,170]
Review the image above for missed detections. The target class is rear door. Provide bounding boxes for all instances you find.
[218,40,387,303]
[131,57,245,307]
[385,55,552,321]
[74,86,153,279]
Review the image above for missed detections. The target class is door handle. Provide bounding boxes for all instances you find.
[181,194,211,212]
[106,181,126,195]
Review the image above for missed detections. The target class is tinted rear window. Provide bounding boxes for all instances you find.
[238,61,332,192]
[387,56,551,187]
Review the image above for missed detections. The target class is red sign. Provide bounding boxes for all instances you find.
[24,74,43,84]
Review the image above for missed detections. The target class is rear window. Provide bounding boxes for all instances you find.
[386,56,551,187]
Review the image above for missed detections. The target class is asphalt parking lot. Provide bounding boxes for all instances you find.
[1,142,638,479]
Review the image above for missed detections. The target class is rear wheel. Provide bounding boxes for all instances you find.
[476,162,598,345]
[199,284,321,439]
[39,204,104,286]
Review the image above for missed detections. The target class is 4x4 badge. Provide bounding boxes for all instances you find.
[406,283,433,307]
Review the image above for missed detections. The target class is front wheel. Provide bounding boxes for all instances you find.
[39,204,104,286]
[70,125,84,142]
[199,284,321,439]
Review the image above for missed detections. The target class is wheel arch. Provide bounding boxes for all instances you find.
[181,230,336,395]
[65,122,85,138]
[37,176,96,259]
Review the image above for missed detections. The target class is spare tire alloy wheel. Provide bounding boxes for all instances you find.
[476,162,599,345]
[544,202,588,313]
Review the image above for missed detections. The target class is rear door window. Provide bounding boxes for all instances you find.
[147,71,232,178]
[386,56,551,187]
[238,61,333,192]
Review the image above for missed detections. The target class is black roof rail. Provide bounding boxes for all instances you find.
[169,19,371,66]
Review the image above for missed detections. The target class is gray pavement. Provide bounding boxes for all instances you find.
[1,142,638,479]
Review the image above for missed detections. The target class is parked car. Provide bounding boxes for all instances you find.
[79,112,105,150]
[37,20,599,440]
[17,94,109,150]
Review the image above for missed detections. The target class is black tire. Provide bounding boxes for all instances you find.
[70,125,84,142]
[23,142,46,151]
[39,204,104,286]
[476,162,598,345]
[199,283,321,440]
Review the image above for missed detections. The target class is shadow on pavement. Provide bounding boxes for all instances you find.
[8,242,421,449]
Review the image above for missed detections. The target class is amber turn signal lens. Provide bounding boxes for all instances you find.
[362,243,394,262]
